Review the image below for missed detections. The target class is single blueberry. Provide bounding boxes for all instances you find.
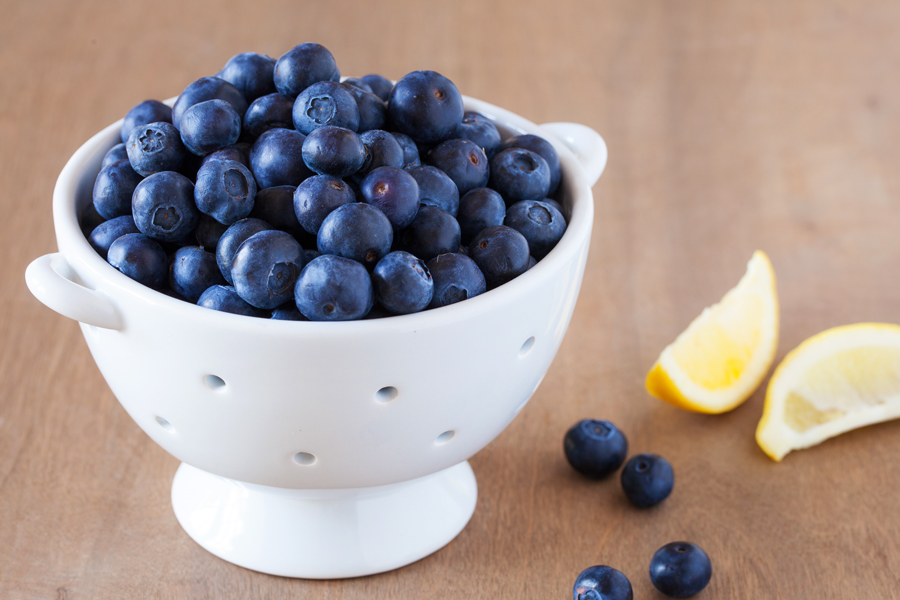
[271,303,308,321]
[301,126,366,178]
[572,565,633,600]
[503,134,562,195]
[294,254,374,321]
[249,185,306,240]
[243,93,295,139]
[194,214,229,250]
[620,453,674,508]
[488,147,551,205]
[102,143,130,168]
[343,83,386,132]
[372,251,433,315]
[457,187,506,245]
[649,542,712,598]
[468,225,530,289]
[93,159,143,219]
[406,165,459,216]
[168,246,227,302]
[398,205,461,262]
[80,203,106,239]
[126,122,187,177]
[388,70,464,145]
[359,166,419,229]
[171,76,248,130]
[194,159,257,225]
[131,171,199,242]
[198,285,268,317]
[563,420,628,479]
[292,81,360,135]
[215,218,274,284]
[120,100,172,143]
[425,253,486,308]
[89,215,140,259]
[357,130,404,178]
[201,144,251,169]
[249,128,313,189]
[342,77,374,94]
[360,74,394,102]
[317,202,393,269]
[456,111,502,159]
[180,99,242,156]
[392,132,421,168]
[426,138,489,196]
[504,199,567,260]
[218,52,277,102]
[107,233,167,289]
[293,175,355,234]
[231,230,306,309]
[273,43,340,98]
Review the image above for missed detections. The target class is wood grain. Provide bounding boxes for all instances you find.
[3,0,900,597]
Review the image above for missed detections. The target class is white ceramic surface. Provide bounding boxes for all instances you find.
[25,95,605,578]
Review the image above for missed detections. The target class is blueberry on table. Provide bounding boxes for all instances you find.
[168,246,226,302]
[391,132,421,168]
[504,199,567,260]
[456,111,502,159]
[179,99,242,156]
[243,93,295,139]
[295,255,374,321]
[427,138,489,196]
[649,542,712,598]
[102,143,129,168]
[360,73,394,102]
[301,126,365,178]
[388,70,464,145]
[120,99,172,143]
[218,52,277,102]
[468,225,530,289]
[293,175,355,235]
[131,171,199,243]
[198,285,268,317]
[215,218,274,284]
[89,215,139,259]
[406,165,459,216]
[194,159,257,225]
[249,185,305,239]
[359,166,420,229]
[317,202,393,270]
[425,253,486,308]
[273,42,340,98]
[125,122,187,177]
[171,76,248,129]
[194,214,229,250]
[573,565,633,600]
[292,81,360,135]
[398,205,461,262]
[620,453,674,508]
[231,230,306,309]
[488,147,551,205]
[563,420,628,479]
[372,251,433,315]
[343,84,386,132]
[457,187,506,245]
[503,133,562,195]
[106,233,167,289]
[357,130,404,178]
[249,128,313,189]
[92,159,143,219]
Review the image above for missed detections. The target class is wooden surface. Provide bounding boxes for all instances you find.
[4,1,900,597]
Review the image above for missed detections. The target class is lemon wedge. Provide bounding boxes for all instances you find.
[645,251,779,414]
[756,323,900,461]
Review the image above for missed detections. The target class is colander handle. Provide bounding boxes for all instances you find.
[25,253,123,330]
[540,122,607,187]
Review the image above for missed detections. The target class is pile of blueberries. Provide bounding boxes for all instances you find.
[565,420,712,598]
[83,42,569,321]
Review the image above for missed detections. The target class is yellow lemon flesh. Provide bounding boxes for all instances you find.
[756,323,900,461]
[646,251,779,414]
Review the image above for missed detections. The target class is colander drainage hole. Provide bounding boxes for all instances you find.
[435,430,456,445]
[375,386,399,403]
[519,336,536,357]
[293,452,317,466]
[155,416,175,433]
[204,374,226,391]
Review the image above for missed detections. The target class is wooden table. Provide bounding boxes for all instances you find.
[4,1,900,597]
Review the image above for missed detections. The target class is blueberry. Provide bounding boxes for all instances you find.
[425,253,486,308]
[468,225,530,289]
[271,303,308,321]
[102,143,130,168]
[406,165,459,216]
[317,202,393,269]
[572,565,633,600]
[198,285,267,317]
[343,84,387,132]
[125,122,187,177]
[179,99,242,156]
[503,134,562,195]
[231,230,306,309]
[92,159,143,219]
[218,52,277,101]
[360,74,394,102]
[171,76,248,130]
[488,148,551,205]
[398,205,461,262]
[168,246,227,302]
[392,132,421,168]
[120,100,172,143]
[504,199,567,260]
[273,42,339,98]
[201,144,251,169]
[427,138,489,196]
[388,70,464,145]
[292,81,360,135]
[456,111,502,159]
[301,126,365,178]
[357,130,404,178]
[249,185,306,240]
[563,420,628,479]
[457,187,506,245]
[293,175,355,234]
[526,255,537,270]
[359,166,419,229]
[107,233,167,288]
[342,77,374,94]
[89,215,140,259]
[372,251,433,314]
[649,543,712,598]
[194,214,229,250]
[295,255,374,321]
[249,128,313,189]
[215,218,274,284]
[131,171,199,242]
[620,453,674,508]
[194,159,257,225]
[80,203,106,239]
[243,93,295,139]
